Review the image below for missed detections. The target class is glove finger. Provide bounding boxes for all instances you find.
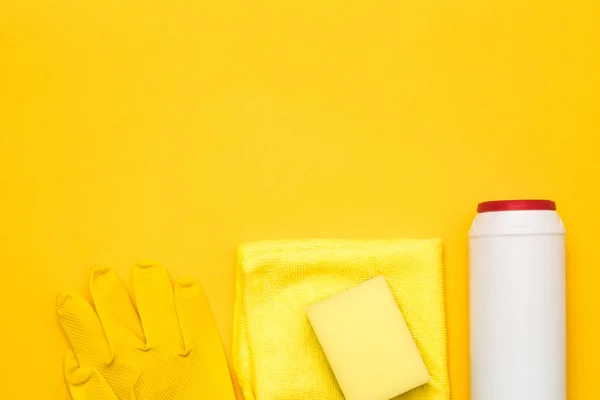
[133,262,181,349]
[174,277,236,399]
[174,277,220,352]
[90,267,145,349]
[64,351,119,400]
[57,292,111,365]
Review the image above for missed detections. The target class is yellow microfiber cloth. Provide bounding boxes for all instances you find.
[233,239,450,400]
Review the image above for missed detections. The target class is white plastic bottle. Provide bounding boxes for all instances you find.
[469,199,566,400]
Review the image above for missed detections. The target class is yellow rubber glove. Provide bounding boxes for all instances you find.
[57,263,235,400]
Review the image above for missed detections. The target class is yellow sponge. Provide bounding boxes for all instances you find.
[306,275,430,400]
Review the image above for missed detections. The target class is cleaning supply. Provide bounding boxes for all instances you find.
[306,275,430,400]
[56,263,236,400]
[469,200,566,400]
[233,239,450,400]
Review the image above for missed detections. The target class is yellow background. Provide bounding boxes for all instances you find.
[0,1,598,398]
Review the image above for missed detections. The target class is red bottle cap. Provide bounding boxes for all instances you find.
[477,199,556,213]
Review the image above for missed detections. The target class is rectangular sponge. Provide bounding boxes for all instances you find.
[306,275,430,400]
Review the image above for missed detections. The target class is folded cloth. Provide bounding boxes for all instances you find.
[233,239,450,400]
